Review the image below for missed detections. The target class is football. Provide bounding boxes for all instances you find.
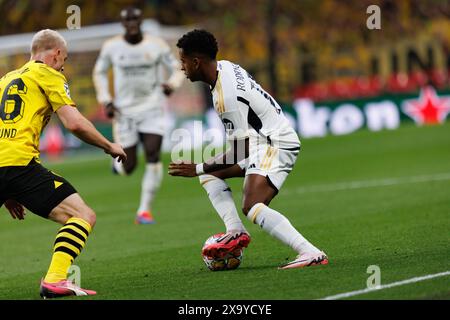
[201,233,244,271]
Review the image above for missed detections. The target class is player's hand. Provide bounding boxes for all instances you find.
[168,161,197,177]
[105,142,127,163]
[4,199,26,220]
[162,83,174,96]
[104,102,120,119]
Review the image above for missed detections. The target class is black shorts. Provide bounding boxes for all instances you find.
[0,160,77,218]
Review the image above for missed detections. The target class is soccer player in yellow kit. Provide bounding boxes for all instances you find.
[0,29,126,298]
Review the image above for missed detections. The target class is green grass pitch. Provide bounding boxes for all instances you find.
[0,123,449,300]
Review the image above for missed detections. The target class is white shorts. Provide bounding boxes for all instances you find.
[112,108,166,148]
[238,139,300,191]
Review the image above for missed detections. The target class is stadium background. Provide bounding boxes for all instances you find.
[0,0,449,301]
[1,0,449,155]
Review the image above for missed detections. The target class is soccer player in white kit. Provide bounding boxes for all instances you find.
[93,7,184,224]
[169,30,328,269]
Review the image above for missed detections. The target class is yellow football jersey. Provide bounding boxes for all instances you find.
[0,60,75,167]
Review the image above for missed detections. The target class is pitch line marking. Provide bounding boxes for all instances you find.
[320,270,450,300]
[288,172,450,194]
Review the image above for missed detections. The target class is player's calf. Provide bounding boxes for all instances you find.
[43,194,97,296]
[74,207,96,227]
[49,194,96,227]
[246,202,328,268]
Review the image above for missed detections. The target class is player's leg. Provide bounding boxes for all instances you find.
[199,163,251,258]
[42,193,96,288]
[111,115,139,175]
[242,144,327,269]
[243,174,327,269]
[39,193,97,298]
[135,133,163,224]
[199,163,246,232]
[9,162,96,297]
[242,173,319,254]
[134,107,169,224]
[123,145,138,174]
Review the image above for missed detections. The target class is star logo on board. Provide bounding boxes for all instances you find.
[401,86,450,125]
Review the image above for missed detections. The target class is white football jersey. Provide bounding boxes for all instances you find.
[211,60,300,149]
[93,34,184,115]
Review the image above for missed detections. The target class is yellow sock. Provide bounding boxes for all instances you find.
[44,217,92,283]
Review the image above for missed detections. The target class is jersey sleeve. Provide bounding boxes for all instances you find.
[220,77,249,140]
[92,41,113,104]
[38,67,75,112]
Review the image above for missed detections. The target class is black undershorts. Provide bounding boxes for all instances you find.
[0,159,77,218]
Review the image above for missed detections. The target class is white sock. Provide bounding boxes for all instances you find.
[199,174,246,233]
[113,157,127,176]
[137,162,163,213]
[247,203,320,255]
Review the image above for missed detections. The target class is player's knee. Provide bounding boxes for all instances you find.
[146,152,160,163]
[74,207,96,227]
[123,161,137,174]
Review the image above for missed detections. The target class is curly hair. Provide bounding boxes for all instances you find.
[176,29,218,60]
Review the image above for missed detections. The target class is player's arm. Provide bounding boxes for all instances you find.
[168,138,249,177]
[56,105,126,161]
[203,137,249,173]
[169,102,250,177]
[92,42,117,117]
[40,67,126,161]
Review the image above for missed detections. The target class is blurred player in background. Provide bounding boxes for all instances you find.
[170,29,328,269]
[0,29,127,298]
[93,6,184,224]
